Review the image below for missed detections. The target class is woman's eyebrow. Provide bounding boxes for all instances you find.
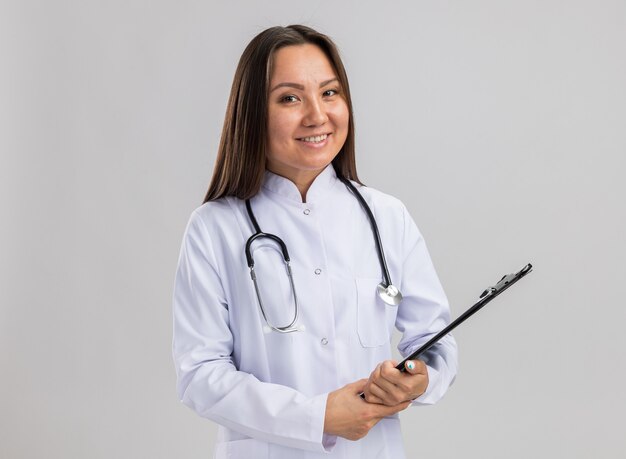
[270,78,338,93]
[319,78,338,88]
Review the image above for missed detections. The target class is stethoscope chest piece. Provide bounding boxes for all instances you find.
[377,282,402,306]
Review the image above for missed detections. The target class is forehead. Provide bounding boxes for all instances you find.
[270,44,337,83]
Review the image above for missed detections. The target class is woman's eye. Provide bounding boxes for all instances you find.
[280,95,298,103]
[323,89,339,97]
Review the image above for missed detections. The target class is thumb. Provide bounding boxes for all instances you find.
[376,399,412,418]
[350,378,368,393]
[404,360,426,375]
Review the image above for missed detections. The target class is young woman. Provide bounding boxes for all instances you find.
[172,25,457,459]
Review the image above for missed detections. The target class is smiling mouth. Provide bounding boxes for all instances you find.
[297,133,330,143]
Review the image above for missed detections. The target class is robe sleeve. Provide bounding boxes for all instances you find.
[394,204,458,405]
[172,210,336,452]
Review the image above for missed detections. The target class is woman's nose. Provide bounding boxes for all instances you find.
[302,98,329,127]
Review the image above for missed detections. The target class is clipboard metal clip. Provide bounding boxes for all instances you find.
[480,263,533,299]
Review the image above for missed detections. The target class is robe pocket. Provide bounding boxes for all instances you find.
[214,438,269,459]
[356,278,390,347]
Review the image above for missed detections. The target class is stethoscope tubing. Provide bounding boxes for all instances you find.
[338,176,393,289]
[245,199,301,333]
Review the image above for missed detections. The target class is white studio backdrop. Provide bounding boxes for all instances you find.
[1,1,625,458]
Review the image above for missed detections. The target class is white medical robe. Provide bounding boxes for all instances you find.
[172,165,458,458]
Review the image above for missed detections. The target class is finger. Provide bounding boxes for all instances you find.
[379,360,403,384]
[371,372,401,395]
[404,359,427,375]
[375,400,412,418]
[365,382,390,404]
[371,366,409,401]
[366,364,384,388]
[368,380,406,406]
[362,388,385,405]
[376,365,429,401]
[370,363,382,381]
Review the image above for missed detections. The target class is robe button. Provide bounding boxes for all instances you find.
[303,209,311,215]
[321,338,328,345]
[314,268,322,275]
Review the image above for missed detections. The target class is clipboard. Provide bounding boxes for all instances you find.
[395,262,533,372]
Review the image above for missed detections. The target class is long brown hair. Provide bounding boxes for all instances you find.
[203,25,360,202]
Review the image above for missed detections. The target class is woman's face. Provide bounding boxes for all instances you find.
[266,44,349,182]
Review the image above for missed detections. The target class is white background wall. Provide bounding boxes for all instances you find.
[1,1,625,457]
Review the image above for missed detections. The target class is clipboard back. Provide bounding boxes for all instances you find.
[396,263,533,372]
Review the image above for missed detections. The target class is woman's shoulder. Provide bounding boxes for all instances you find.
[350,181,409,215]
[186,196,242,231]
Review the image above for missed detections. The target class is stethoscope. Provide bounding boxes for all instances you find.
[244,176,402,333]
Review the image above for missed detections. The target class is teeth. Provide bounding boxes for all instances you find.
[301,134,328,143]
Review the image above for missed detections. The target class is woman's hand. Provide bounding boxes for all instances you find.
[323,379,411,441]
[363,360,428,406]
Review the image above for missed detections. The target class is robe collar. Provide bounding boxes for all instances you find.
[261,164,338,204]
